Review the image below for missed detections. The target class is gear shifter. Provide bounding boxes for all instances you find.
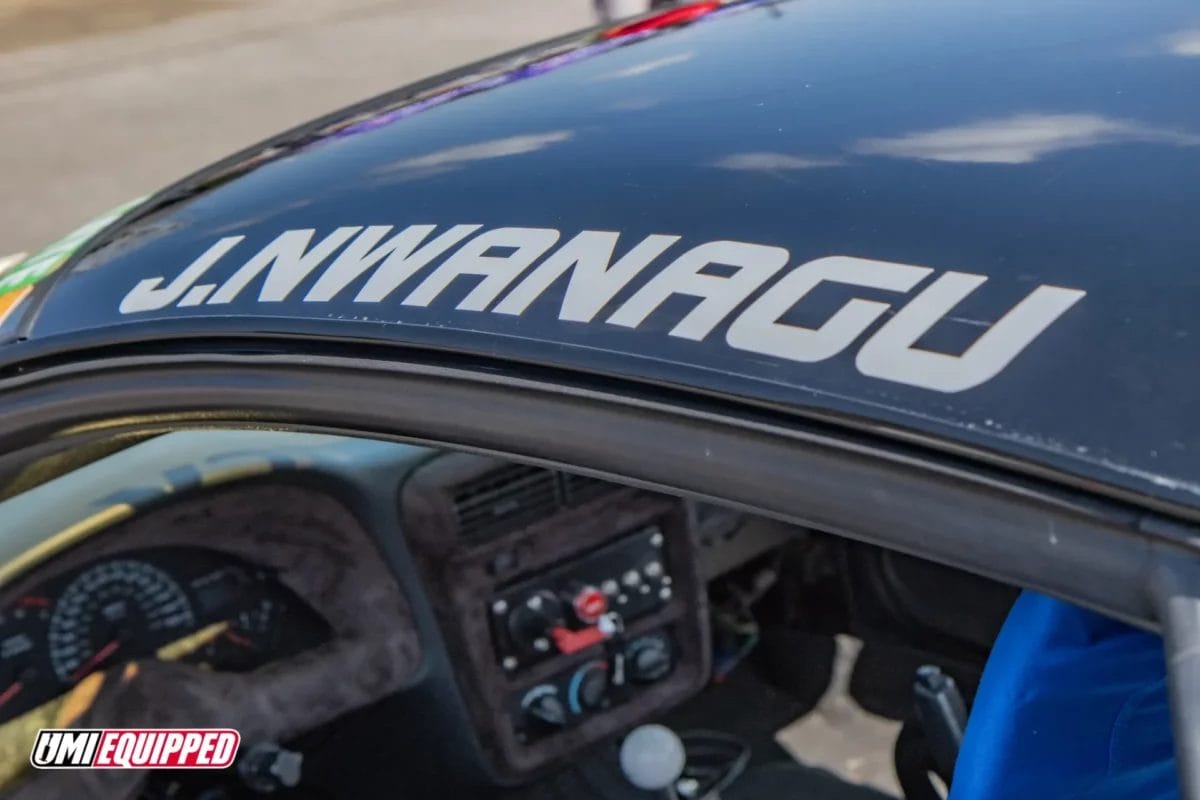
[620,725,686,798]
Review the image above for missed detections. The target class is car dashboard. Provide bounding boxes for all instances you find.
[0,431,758,796]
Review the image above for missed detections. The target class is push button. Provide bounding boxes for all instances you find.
[571,585,608,624]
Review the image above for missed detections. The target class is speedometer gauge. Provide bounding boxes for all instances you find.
[47,559,196,684]
[0,547,330,726]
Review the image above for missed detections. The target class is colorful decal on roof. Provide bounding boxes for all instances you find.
[0,254,29,327]
[116,224,1087,394]
[0,286,31,328]
[0,253,26,272]
[0,196,147,327]
[316,0,770,145]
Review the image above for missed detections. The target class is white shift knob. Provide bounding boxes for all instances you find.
[619,724,686,791]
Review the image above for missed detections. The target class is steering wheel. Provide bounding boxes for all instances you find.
[0,630,420,799]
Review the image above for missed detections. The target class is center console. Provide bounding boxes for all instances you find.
[401,456,710,781]
[493,523,679,741]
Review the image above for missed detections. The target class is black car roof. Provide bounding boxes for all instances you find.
[2,0,1199,512]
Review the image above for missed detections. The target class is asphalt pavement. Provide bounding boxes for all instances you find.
[0,0,599,251]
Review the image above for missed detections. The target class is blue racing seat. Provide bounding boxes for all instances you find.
[949,591,1178,800]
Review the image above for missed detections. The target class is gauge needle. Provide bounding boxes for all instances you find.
[156,621,229,662]
[0,682,21,709]
[223,630,253,648]
[69,640,120,683]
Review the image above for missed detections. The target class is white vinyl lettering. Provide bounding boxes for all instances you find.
[855,272,1086,392]
[607,240,789,340]
[207,227,362,304]
[343,224,482,303]
[119,236,244,314]
[306,225,416,301]
[116,223,1087,394]
[727,256,932,362]
[401,227,560,310]
[493,231,680,322]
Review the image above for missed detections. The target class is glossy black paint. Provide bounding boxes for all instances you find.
[6,0,1200,509]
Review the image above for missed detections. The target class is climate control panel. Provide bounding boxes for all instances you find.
[489,524,674,671]
[512,631,676,742]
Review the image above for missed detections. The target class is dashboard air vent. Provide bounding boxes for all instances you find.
[452,464,561,540]
[561,471,621,506]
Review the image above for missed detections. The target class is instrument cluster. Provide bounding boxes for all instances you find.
[0,546,331,725]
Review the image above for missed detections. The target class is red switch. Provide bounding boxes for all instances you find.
[573,586,608,624]
[551,625,606,655]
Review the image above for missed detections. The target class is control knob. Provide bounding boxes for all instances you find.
[520,685,568,732]
[626,634,673,683]
[506,591,565,655]
[568,660,610,713]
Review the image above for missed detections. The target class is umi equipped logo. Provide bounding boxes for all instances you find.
[118,224,1086,393]
[30,728,240,769]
